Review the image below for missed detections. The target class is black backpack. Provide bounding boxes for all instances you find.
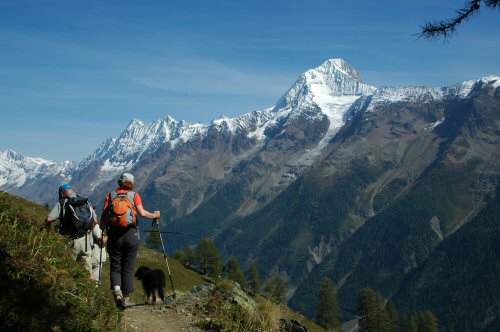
[59,195,94,237]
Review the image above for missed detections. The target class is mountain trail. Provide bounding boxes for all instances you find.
[122,303,203,332]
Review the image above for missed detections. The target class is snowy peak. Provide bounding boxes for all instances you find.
[0,149,74,187]
[305,58,376,97]
[366,75,500,112]
[210,109,274,136]
[315,58,364,84]
[275,58,376,113]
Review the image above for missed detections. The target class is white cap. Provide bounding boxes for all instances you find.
[119,172,135,184]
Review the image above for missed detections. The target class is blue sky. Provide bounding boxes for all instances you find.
[1,0,499,161]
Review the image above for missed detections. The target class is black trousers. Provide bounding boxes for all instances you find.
[107,227,139,296]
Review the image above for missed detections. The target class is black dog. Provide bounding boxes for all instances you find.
[134,266,166,304]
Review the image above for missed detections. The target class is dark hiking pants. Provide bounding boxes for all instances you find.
[107,227,139,296]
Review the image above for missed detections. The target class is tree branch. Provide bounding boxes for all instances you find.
[417,0,499,40]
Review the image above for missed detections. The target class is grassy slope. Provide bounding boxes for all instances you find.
[0,191,325,331]
[0,191,120,331]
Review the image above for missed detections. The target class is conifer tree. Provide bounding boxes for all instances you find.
[418,311,440,332]
[184,245,197,267]
[145,230,162,250]
[264,278,275,300]
[195,237,223,277]
[274,275,286,304]
[249,261,261,295]
[226,256,247,288]
[265,275,286,304]
[357,288,389,332]
[358,288,379,332]
[385,300,399,332]
[401,311,440,332]
[315,277,341,330]
[400,313,418,332]
[173,249,187,264]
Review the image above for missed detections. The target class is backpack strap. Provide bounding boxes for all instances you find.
[126,191,137,209]
[58,198,68,220]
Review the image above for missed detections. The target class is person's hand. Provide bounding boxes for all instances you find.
[101,235,108,245]
[40,220,51,231]
[154,211,160,218]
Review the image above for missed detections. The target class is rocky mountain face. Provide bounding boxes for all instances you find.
[1,59,499,331]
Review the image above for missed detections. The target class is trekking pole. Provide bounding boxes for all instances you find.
[98,238,103,286]
[153,218,176,299]
[140,230,187,235]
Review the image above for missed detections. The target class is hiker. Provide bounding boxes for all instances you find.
[91,223,107,284]
[44,183,98,275]
[101,172,160,308]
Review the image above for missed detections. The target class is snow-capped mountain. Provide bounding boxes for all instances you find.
[1,58,498,206]
[0,149,75,188]
[34,59,377,192]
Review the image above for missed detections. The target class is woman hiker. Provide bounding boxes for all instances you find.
[101,172,160,308]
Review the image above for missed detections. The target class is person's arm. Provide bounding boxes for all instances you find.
[100,193,111,228]
[90,206,98,229]
[92,223,107,245]
[133,193,160,219]
[136,205,160,219]
[44,202,61,229]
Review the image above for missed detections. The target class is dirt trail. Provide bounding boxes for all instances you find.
[122,304,203,332]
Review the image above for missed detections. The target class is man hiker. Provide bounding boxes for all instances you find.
[101,172,160,309]
[45,183,99,276]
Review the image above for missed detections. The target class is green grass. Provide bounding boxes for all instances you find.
[0,191,121,331]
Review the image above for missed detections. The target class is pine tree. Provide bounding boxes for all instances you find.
[265,275,286,304]
[264,278,275,300]
[195,237,223,277]
[249,261,260,295]
[401,313,418,332]
[418,311,440,332]
[273,275,286,304]
[226,256,247,288]
[358,288,379,332]
[385,300,399,332]
[315,277,341,330]
[173,249,187,264]
[357,288,388,332]
[184,245,197,267]
[145,230,162,250]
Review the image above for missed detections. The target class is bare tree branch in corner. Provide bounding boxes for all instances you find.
[418,0,500,40]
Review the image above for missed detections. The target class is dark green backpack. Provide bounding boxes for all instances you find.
[59,195,94,237]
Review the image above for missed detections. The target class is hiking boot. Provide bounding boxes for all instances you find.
[113,290,124,307]
[120,296,134,309]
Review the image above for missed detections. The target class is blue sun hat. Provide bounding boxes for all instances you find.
[59,183,72,192]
